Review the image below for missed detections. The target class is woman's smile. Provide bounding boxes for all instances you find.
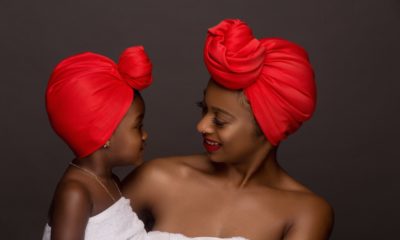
[203,137,222,153]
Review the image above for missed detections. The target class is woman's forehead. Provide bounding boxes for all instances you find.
[204,81,252,119]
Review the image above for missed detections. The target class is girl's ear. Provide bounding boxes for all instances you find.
[103,140,111,149]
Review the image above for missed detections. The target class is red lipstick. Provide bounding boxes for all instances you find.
[203,138,222,153]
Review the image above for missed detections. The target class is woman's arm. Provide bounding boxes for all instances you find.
[285,196,334,240]
[122,158,178,210]
[122,158,178,230]
[50,180,92,240]
[122,163,157,213]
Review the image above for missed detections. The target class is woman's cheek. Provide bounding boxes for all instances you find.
[219,124,240,143]
[222,124,253,154]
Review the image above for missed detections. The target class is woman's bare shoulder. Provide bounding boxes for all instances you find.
[272,175,334,238]
[276,173,333,216]
[122,154,208,190]
[288,189,333,217]
[257,170,333,229]
[284,190,334,239]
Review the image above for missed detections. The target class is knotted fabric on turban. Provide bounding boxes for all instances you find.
[46,46,152,158]
[204,19,316,145]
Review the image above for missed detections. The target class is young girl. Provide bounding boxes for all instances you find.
[43,46,152,240]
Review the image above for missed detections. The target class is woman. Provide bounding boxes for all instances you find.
[122,19,334,240]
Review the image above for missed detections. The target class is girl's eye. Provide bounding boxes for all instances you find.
[213,118,226,128]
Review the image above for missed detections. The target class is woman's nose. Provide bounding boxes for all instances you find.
[196,114,213,135]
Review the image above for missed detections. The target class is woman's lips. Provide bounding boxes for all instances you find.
[203,138,222,152]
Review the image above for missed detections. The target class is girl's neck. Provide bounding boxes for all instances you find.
[72,153,113,179]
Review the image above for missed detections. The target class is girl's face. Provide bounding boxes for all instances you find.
[197,80,266,164]
[107,94,148,166]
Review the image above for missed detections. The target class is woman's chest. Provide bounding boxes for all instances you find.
[151,186,291,240]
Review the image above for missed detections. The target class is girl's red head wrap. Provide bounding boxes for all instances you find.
[46,46,152,157]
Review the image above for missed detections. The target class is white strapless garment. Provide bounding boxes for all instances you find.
[148,231,247,240]
[42,197,147,240]
[42,196,247,240]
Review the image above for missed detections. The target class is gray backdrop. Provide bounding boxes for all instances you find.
[1,0,399,239]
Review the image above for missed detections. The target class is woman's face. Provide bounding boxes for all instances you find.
[107,94,148,166]
[197,80,265,164]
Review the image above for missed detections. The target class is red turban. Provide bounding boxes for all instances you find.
[46,46,152,158]
[204,19,316,145]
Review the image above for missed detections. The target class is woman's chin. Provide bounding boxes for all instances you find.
[207,152,227,163]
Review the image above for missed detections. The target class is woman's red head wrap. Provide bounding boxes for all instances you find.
[204,19,316,145]
[46,46,152,158]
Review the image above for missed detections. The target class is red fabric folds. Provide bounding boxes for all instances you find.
[46,46,152,158]
[204,19,316,145]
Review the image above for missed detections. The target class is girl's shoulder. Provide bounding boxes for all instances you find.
[48,175,92,226]
[55,176,92,202]
[55,169,94,201]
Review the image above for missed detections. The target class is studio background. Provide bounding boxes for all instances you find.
[1,0,399,239]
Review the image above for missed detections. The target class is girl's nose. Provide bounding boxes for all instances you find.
[142,129,148,141]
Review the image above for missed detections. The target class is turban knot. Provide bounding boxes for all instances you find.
[204,19,266,89]
[204,19,316,145]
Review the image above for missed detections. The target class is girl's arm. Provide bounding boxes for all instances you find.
[50,180,92,240]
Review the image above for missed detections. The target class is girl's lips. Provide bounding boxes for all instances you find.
[203,138,222,153]
[140,142,146,151]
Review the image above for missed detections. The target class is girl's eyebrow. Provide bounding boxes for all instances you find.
[135,113,144,121]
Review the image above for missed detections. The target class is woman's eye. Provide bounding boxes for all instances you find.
[213,118,226,128]
[196,101,207,115]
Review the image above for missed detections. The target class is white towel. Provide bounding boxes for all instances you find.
[148,231,247,240]
[42,197,147,240]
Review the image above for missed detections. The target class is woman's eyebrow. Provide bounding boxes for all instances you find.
[210,106,235,119]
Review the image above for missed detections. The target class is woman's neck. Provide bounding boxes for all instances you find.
[219,144,282,188]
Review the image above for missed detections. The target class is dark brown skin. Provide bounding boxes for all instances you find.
[122,81,334,240]
[48,94,148,240]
